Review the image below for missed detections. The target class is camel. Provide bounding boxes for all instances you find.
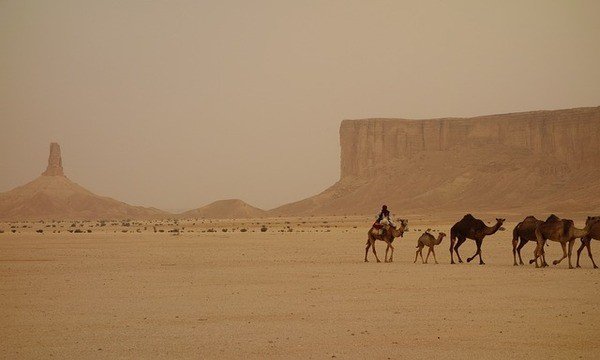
[529,215,592,269]
[414,230,446,264]
[450,214,505,265]
[365,219,408,263]
[512,216,547,266]
[576,216,600,269]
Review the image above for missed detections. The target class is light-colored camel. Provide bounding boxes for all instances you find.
[450,214,505,265]
[576,216,600,269]
[530,215,592,269]
[414,230,446,264]
[512,215,547,267]
[365,219,408,263]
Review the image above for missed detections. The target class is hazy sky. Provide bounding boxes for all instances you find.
[1,1,599,212]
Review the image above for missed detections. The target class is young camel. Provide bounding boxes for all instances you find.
[512,215,547,267]
[576,216,600,269]
[414,230,446,264]
[450,214,505,265]
[365,219,408,263]
[530,215,592,269]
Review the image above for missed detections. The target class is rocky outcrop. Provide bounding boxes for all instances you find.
[41,142,65,176]
[0,143,168,220]
[273,107,600,216]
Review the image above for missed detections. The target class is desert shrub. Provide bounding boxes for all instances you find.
[11,229,16,233]
[0,230,4,234]
[159,229,165,233]
[260,226,268,232]
[240,228,247,232]
[87,229,92,233]
[74,229,83,233]
[221,228,228,232]
[36,229,43,233]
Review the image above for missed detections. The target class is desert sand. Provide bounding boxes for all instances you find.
[1,216,598,359]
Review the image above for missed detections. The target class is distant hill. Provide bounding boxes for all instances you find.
[0,143,168,220]
[270,107,600,216]
[180,199,267,219]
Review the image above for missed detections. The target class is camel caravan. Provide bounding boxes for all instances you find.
[365,207,600,269]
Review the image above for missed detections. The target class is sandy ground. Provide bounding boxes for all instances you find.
[1,217,599,359]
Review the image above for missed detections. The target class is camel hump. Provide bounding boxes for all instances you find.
[524,215,537,221]
[563,219,574,236]
[463,214,476,221]
[546,214,560,222]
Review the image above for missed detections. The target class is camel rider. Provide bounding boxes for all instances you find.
[376,205,396,228]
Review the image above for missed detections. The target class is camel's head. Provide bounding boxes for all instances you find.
[398,219,408,229]
[496,218,506,225]
[439,232,447,239]
[586,216,600,227]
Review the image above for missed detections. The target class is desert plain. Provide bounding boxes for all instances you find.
[1,216,598,359]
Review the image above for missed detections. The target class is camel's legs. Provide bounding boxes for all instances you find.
[371,240,381,263]
[576,239,597,268]
[567,239,575,269]
[512,235,520,266]
[450,237,456,264]
[365,239,372,262]
[425,247,431,264]
[530,241,543,268]
[553,242,568,266]
[576,240,586,268]
[414,245,421,263]
[454,237,467,263]
[476,239,484,264]
[516,239,528,266]
[389,243,395,262]
[419,247,425,263]
[385,243,390,263]
[540,243,548,267]
[431,246,439,264]
[585,241,598,269]
[467,239,484,264]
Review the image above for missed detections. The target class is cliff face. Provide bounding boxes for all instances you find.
[340,107,600,179]
[273,107,600,217]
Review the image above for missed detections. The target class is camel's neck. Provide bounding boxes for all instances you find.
[483,222,502,236]
[573,225,589,239]
[435,235,445,245]
[393,224,406,237]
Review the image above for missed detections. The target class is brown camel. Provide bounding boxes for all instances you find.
[530,215,592,269]
[450,214,505,265]
[365,219,408,263]
[512,216,547,266]
[576,216,600,269]
[414,230,446,264]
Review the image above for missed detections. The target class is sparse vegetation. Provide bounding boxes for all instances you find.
[260,225,268,232]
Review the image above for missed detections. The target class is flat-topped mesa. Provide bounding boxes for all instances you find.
[340,107,600,178]
[41,142,64,176]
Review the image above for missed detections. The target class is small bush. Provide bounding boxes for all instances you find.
[221,228,228,232]
[240,228,247,232]
[36,229,43,233]
[260,226,268,232]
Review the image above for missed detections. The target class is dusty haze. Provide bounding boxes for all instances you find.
[1,1,599,212]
